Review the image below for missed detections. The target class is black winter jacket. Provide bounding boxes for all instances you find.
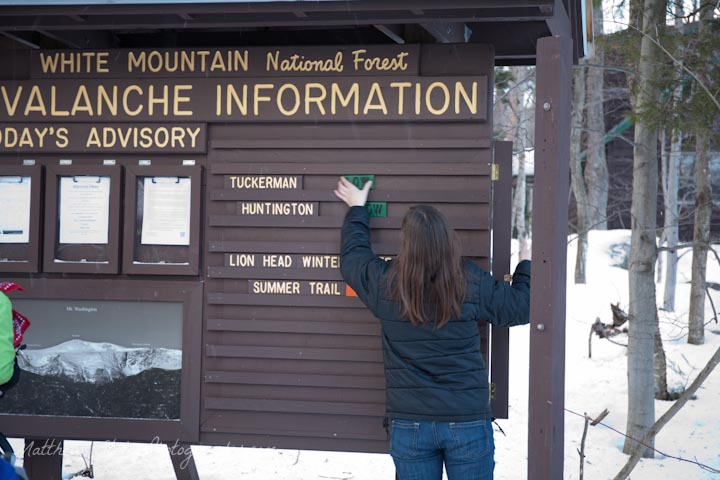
[340,206,531,422]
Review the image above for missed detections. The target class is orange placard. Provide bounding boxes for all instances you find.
[345,285,358,297]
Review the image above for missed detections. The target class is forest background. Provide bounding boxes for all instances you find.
[494,0,719,477]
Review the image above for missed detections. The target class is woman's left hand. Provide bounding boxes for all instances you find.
[334,176,372,207]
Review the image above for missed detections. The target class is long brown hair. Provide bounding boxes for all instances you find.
[388,205,465,329]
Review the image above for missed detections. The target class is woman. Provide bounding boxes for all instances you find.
[334,177,531,480]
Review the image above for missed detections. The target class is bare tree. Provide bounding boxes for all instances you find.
[584,0,609,230]
[571,64,589,284]
[503,66,534,252]
[624,0,667,458]
[660,1,684,311]
[615,343,720,479]
[687,0,715,345]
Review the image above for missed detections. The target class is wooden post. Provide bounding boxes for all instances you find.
[168,442,200,480]
[23,438,63,479]
[491,140,513,419]
[528,35,572,480]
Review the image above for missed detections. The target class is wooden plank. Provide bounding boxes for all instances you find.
[210,138,491,149]
[209,122,493,144]
[23,439,63,479]
[201,424,386,442]
[204,384,385,404]
[203,331,382,351]
[210,189,490,203]
[0,2,556,17]
[199,432,388,453]
[207,240,490,258]
[205,371,384,389]
[200,411,385,435]
[209,214,489,230]
[490,140,512,419]
[210,162,491,176]
[208,266,344,280]
[205,345,383,362]
[208,148,491,164]
[204,397,385,416]
[204,357,384,377]
[528,35,571,480]
[206,319,380,336]
[168,443,200,480]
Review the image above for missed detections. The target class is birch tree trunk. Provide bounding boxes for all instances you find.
[584,1,608,230]
[624,0,666,458]
[571,65,589,284]
[509,67,530,254]
[688,128,710,344]
[687,1,714,345]
[662,1,684,311]
[663,130,681,310]
[654,310,669,400]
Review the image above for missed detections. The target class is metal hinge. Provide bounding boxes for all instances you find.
[490,382,496,400]
[503,274,512,283]
[491,164,500,181]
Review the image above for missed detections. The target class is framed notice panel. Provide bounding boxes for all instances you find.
[0,277,202,443]
[123,165,201,275]
[0,164,42,273]
[43,164,121,274]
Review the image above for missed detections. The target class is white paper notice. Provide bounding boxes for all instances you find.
[0,176,31,243]
[59,176,111,244]
[141,177,191,246]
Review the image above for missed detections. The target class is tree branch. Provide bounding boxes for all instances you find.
[613,345,720,479]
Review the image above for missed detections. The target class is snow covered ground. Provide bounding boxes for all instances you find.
[8,230,720,479]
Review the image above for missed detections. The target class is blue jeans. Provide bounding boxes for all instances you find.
[390,419,495,480]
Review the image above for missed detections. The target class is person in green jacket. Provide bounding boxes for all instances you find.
[0,291,20,396]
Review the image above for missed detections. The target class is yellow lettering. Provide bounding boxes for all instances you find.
[390,82,411,115]
[50,86,69,117]
[148,85,169,116]
[86,127,101,148]
[171,85,192,116]
[331,83,359,115]
[97,85,118,116]
[187,127,201,148]
[227,84,248,116]
[210,51,226,72]
[122,85,144,116]
[455,81,478,115]
[234,50,249,72]
[277,83,300,116]
[39,53,59,74]
[425,81,450,115]
[1,86,23,116]
[128,51,145,73]
[97,52,109,73]
[70,85,94,116]
[24,86,47,116]
[304,83,327,115]
[253,84,273,116]
[363,83,387,115]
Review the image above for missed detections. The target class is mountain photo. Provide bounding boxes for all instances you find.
[0,340,182,419]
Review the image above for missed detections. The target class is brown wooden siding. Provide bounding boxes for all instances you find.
[202,122,494,452]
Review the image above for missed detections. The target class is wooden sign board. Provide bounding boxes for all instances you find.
[0,44,506,455]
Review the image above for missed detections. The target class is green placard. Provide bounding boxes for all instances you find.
[366,202,387,217]
[344,175,375,189]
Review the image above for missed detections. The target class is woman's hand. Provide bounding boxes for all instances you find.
[334,176,372,207]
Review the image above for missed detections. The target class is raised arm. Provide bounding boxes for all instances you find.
[335,177,387,308]
[475,260,531,327]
